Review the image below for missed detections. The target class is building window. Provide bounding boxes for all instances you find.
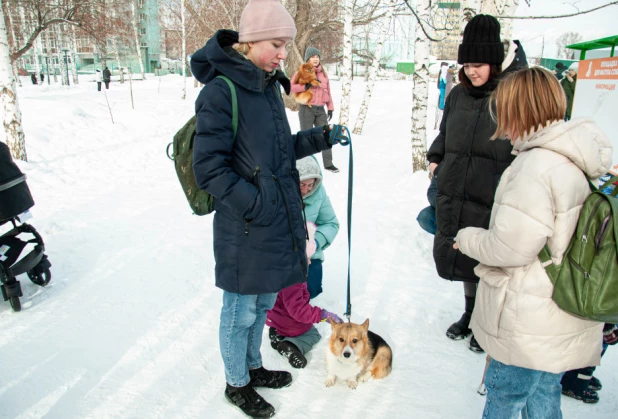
[139,13,147,22]
[137,0,145,7]
[140,42,148,48]
[140,28,147,35]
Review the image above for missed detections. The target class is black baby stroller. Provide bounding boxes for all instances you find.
[0,142,52,312]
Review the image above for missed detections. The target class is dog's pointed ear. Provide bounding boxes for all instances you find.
[328,318,337,328]
[361,318,369,331]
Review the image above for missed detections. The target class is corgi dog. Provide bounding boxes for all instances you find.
[325,319,392,389]
[293,63,321,107]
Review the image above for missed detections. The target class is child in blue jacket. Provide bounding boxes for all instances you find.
[296,156,339,298]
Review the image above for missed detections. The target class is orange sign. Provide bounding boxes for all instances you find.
[578,58,618,80]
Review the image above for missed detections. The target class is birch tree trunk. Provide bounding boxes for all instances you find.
[34,34,43,79]
[410,0,431,172]
[470,1,520,43]
[19,6,40,78]
[57,30,68,86]
[464,0,483,16]
[4,1,21,87]
[181,0,186,100]
[110,0,124,84]
[70,25,79,84]
[112,37,124,84]
[339,0,354,126]
[1,5,27,161]
[352,1,395,135]
[44,33,57,83]
[131,1,146,80]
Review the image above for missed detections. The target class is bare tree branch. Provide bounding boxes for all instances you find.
[498,0,618,19]
[402,0,446,42]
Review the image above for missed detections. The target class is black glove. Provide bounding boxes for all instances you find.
[323,124,350,146]
[327,110,333,121]
[305,83,312,90]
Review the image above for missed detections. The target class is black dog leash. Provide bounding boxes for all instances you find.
[326,125,353,321]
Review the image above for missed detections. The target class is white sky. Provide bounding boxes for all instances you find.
[513,0,618,58]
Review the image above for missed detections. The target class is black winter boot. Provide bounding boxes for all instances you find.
[224,383,275,418]
[277,341,308,369]
[589,376,602,391]
[269,327,284,350]
[446,296,474,340]
[562,388,600,404]
[469,334,484,353]
[249,366,293,389]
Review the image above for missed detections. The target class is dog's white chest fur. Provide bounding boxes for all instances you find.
[326,350,363,380]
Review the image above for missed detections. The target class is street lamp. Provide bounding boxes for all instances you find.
[62,47,71,86]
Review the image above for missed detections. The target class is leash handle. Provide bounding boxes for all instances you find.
[339,126,352,321]
[328,125,351,146]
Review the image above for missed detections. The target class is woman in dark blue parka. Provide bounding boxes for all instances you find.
[190,1,347,416]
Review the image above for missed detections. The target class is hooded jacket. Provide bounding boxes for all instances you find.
[191,30,332,294]
[296,156,339,260]
[427,40,528,282]
[456,119,612,373]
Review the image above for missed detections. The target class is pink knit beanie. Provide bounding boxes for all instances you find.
[238,0,297,42]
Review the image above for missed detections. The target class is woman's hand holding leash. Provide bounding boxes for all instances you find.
[324,124,351,146]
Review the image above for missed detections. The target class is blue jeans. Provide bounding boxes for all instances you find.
[416,205,437,235]
[219,291,277,387]
[307,259,323,299]
[483,359,563,419]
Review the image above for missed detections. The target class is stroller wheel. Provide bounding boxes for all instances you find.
[28,268,51,287]
[9,296,21,312]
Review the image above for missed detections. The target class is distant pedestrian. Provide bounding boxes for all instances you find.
[39,72,45,83]
[103,66,111,89]
[561,62,578,121]
[445,64,457,97]
[553,62,566,81]
[291,47,338,173]
[434,62,449,128]
[437,62,448,110]
[30,73,38,85]
[95,70,102,91]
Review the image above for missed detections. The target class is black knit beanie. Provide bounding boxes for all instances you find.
[457,14,504,65]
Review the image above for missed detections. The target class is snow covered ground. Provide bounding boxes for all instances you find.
[1,74,616,419]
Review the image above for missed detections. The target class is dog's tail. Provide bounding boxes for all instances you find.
[371,344,393,379]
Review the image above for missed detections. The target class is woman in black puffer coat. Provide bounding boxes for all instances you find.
[426,14,528,352]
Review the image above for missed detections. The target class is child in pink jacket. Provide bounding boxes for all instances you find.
[266,222,343,368]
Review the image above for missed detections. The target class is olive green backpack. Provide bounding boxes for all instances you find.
[166,75,237,215]
[539,176,618,323]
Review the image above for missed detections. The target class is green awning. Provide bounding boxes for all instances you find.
[566,35,618,59]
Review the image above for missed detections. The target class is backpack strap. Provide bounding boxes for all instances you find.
[538,245,560,285]
[215,75,238,140]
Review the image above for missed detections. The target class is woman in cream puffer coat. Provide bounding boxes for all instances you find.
[454,67,613,418]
